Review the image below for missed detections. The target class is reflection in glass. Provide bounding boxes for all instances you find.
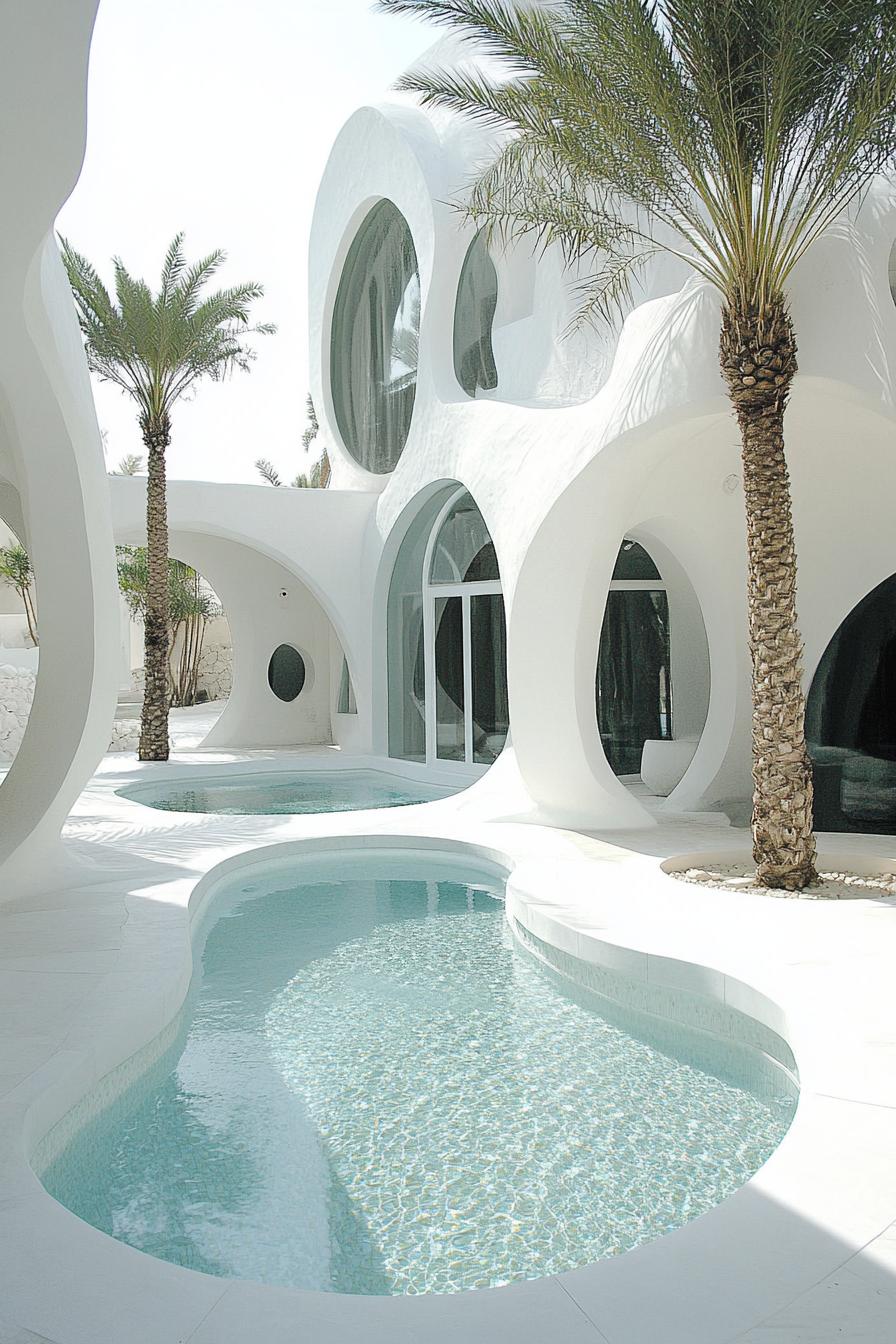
[388,487,507,769]
[597,590,671,775]
[388,502,437,761]
[807,574,896,832]
[431,492,499,584]
[331,200,420,474]
[471,595,508,763]
[337,657,357,715]
[435,597,465,761]
[454,231,499,398]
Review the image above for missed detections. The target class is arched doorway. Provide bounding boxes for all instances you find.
[387,487,508,770]
[596,540,672,776]
[807,575,896,832]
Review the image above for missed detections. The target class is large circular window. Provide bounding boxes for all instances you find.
[330,200,420,474]
[268,645,306,702]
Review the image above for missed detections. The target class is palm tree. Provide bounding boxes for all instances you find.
[255,396,331,488]
[378,0,896,889]
[116,547,221,709]
[62,234,274,760]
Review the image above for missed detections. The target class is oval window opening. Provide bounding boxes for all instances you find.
[268,645,306,702]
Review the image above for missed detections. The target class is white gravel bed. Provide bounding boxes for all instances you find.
[672,862,896,899]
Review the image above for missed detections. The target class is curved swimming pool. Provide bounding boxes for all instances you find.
[37,851,797,1296]
[117,768,453,816]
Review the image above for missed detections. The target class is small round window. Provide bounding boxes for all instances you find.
[268,645,306,702]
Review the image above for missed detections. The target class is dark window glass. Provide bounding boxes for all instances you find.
[807,574,896,832]
[471,594,508,763]
[435,596,465,761]
[612,541,662,582]
[597,590,671,775]
[268,645,306,702]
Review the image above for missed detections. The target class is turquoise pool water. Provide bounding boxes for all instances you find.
[39,854,797,1296]
[117,768,451,815]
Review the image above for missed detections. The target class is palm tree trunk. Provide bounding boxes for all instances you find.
[139,413,171,761]
[720,297,818,891]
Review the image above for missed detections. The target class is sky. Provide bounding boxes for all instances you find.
[57,0,432,485]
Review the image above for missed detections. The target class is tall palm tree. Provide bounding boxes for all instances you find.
[62,235,274,761]
[378,0,896,889]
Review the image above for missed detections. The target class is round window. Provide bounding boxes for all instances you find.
[330,200,420,474]
[268,645,306,702]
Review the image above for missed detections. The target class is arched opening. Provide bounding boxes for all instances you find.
[596,541,671,776]
[0,515,38,766]
[387,487,508,770]
[595,538,709,796]
[114,548,232,752]
[330,200,420,474]
[807,574,896,832]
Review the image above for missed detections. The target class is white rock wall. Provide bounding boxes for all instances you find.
[109,718,140,753]
[197,643,232,702]
[129,643,232,705]
[0,664,34,762]
[0,665,150,760]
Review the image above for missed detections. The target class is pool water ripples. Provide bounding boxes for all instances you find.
[40,858,797,1296]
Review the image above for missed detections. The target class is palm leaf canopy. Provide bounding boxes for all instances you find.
[378,0,896,322]
[60,233,275,425]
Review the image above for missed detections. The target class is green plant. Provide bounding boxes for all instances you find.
[63,233,273,760]
[116,547,221,708]
[0,541,38,646]
[379,0,896,889]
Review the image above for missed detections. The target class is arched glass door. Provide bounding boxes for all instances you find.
[388,487,508,769]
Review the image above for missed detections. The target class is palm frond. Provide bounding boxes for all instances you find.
[383,0,896,318]
[61,233,275,426]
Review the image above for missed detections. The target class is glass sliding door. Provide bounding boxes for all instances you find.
[388,485,508,772]
[471,593,508,764]
[434,596,466,762]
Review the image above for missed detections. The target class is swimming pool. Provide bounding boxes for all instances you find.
[38,852,797,1296]
[117,768,453,815]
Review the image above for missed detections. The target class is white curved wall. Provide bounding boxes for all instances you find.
[0,0,119,895]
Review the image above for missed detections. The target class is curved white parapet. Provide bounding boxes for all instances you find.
[640,737,699,797]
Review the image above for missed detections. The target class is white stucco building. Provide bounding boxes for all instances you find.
[3,5,896,1343]
[102,53,896,840]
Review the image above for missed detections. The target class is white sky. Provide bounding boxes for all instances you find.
[57,0,431,485]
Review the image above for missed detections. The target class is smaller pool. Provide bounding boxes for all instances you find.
[117,769,453,817]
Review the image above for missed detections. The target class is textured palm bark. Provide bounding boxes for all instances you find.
[139,414,171,762]
[720,297,818,890]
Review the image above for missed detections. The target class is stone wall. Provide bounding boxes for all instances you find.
[0,664,34,762]
[129,639,232,705]
[196,641,232,702]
